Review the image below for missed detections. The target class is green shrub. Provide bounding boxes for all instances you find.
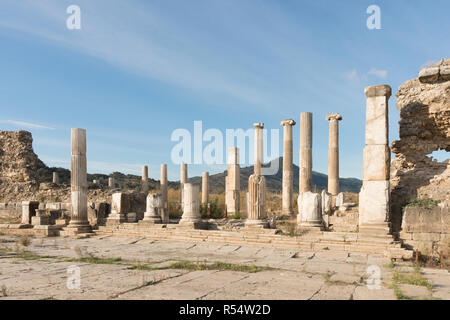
[200,198,223,219]
[404,198,439,209]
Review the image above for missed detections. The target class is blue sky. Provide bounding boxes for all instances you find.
[0,0,448,181]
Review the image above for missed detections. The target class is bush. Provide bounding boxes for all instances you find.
[200,198,224,219]
[404,198,439,209]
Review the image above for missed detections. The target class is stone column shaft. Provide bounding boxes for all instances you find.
[281,119,296,215]
[299,112,313,193]
[359,85,392,227]
[68,128,91,233]
[225,148,240,216]
[246,123,268,227]
[141,165,149,193]
[108,177,114,188]
[326,114,342,196]
[52,172,59,184]
[160,164,169,223]
[201,172,209,204]
[179,183,202,227]
[180,162,188,210]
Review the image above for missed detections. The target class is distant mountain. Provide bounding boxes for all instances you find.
[189,157,362,194]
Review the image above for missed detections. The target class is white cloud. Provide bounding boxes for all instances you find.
[368,68,388,79]
[344,68,388,83]
[2,120,55,130]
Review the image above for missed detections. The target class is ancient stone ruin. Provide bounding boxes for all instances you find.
[391,59,450,231]
[2,60,450,263]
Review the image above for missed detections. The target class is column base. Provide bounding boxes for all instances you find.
[245,219,269,228]
[178,219,207,229]
[299,220,324,230]
[140,214,162,224]
[106,213,126,225]
[281,209,295,216]
[60,223,93,237]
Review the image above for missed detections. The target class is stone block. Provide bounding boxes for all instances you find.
[298,192,323,228]
[31,216,50,226]
[412,232,441,242]
[365,96,389,145]
[359,181,389,225]
[440,65,450,81]
[363,145,390,181]
[321,190,331,214]
[418,67,440,83]
[21,201,39,225]
[127,212,137,223]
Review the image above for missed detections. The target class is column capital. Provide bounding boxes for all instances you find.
[364,85,392,98]
[325,113,342,121]
[280,119,296,126]
[253,123,264,129]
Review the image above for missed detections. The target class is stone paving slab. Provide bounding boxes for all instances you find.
[0,234,448,300]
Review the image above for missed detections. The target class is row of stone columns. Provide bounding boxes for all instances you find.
[64,84,389,233]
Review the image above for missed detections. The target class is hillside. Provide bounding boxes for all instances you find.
[189,157,362,193]
[0,130,361,203]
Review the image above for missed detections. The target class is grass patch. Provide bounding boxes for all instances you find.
[391,283,411,300]
[64,257,123,265]
[14,252,55,261]
[392,270,433,291]
[404,198,439,209]
[130,260,268,273]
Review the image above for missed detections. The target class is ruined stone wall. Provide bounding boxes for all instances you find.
[390,59,450,232]
[0,131,46,197]
[399,207,450,259]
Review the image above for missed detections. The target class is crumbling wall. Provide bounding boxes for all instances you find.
[391,59,450,232]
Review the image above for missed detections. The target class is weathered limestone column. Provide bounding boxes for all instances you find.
[359,85,392,228]
[108,177,114,188]
[66,128,91,234]
[180,162,188,210]
[299,112,313,193]
[179,183,203,228]
[141,165,149,193]
[281,119,296,215]
[142,193,162,223]
[246,123,268,228]
[225,148,240,217]
[201,172,209,204]
[326,113,342,196]
[160,164,169,223]
[52,172,59,184]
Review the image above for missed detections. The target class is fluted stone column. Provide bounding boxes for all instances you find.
[326,113,342,196]
[179,183,203,228]
[359,85,392,228]
[142,193,162,223]
[281,119,296,215]
[180,162,188,211]
[141,165,149,193]
[52,172,59,184]
[201,172,209,204]
[246,123,268,228]
[225,148,240,217]
[67,128,91,234]
[108,177,114,188]
[299,112,313,193]
[160,164,169,223]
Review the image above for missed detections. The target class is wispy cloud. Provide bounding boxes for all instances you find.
[2,120,55,130]
[368,68,388,79]
[344,67,388,83]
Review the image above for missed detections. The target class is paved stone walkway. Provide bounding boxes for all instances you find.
[0,234,448,300]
